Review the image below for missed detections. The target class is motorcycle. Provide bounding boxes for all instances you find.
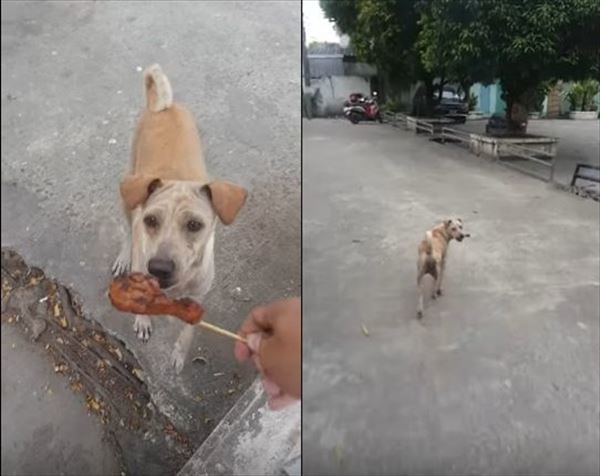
[343,91,382,124]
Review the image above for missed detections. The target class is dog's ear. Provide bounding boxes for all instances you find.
[120,175,163,210]
[202,181,247,225]
[444,219,452,228]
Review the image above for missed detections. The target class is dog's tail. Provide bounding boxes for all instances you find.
[143,64,173,112]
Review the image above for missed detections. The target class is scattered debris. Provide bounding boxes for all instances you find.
[192,356,208,365]
[361,324,370,336]
[577,322,588,330]
[352,239,362,243]
[108,138,117,145]
[213,372,225,377]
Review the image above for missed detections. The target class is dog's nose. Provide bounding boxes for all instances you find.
[148,258,175,282]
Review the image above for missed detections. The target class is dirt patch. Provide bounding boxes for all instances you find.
[1,248,193,475]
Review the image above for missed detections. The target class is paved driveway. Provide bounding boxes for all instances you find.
[303,119,599,475]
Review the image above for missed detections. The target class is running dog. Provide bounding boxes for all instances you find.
[416,218,469,319]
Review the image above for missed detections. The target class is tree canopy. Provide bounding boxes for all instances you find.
[320,0,600,127]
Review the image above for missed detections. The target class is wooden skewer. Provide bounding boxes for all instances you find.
[199,320,247,343]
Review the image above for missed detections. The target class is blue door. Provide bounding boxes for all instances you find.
[479,85,491,114]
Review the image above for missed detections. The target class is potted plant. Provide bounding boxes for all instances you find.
[567,80,600,120]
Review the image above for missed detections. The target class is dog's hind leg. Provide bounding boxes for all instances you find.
[171,325,195,374]
[417,274,425,319]
[435,259,446,296]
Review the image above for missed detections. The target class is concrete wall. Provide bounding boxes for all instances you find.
[308,75,372,116]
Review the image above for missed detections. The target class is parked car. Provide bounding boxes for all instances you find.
[434,88,468,123]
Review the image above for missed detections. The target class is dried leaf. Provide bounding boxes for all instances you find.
[132,368,144,381]
[109,346,123,361]
[334,445,344,466]
[361,324,370,336]
[53,302,60,317]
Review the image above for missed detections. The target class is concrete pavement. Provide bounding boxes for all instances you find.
[1,1,300,474]
[303,119,599,475]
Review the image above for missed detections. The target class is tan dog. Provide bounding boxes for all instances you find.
[416,218,469,319]
[112,64,247,372]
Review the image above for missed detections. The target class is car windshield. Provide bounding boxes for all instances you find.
[442,90,459,100]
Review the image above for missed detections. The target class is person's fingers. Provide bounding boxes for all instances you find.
[268,394,297,411]
[234,340,250,362]
[262,377,281,397]
[246,333,261,353]
[237,305,276,338]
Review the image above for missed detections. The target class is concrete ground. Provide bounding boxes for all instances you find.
[303,119,600,475]
[1,1,299,473]
[1,324,121,475]
[456,119,600,186]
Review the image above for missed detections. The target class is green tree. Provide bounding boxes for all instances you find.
[320,0,437,114]
[419,0,600,131]
[321,0,600,131]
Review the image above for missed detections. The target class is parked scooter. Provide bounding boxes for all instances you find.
[343,91,382,124]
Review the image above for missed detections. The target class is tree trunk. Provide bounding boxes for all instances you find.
[503,90,528,135]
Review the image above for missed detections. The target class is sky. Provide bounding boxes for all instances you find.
[303,0,341,44]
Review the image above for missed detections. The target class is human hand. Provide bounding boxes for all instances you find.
[234,298,301,410]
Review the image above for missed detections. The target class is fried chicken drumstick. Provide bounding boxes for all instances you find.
[109,273,246,342]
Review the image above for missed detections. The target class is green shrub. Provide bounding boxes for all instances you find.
[566,80,600,111]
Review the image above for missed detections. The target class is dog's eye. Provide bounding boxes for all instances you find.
[144,215,159,228]
[187,220,204,232]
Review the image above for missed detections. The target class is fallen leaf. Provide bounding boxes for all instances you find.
[334,445,344,466]
[109,346,123,361]
[54,363,68,374]
[132,368,145,381]
[361,324,370,336]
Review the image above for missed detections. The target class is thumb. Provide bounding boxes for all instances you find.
[247,332,262,354]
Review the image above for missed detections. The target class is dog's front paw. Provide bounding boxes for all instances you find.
[170,346,186,374]
[133,315,152,342]
[111,250,131,277]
